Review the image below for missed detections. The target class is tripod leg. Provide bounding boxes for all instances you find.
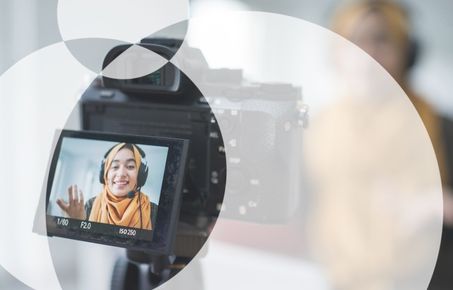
[111,255,140,290]
[111,253,205,289]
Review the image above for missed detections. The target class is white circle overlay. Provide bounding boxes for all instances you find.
[0,11,442,290]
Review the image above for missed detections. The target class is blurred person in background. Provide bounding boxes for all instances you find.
[331,0,453,289]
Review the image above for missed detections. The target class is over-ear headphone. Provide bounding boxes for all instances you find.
[99,143,149,188]
[406,37,419,71]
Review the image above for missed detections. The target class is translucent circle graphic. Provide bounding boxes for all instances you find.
[0,42,97,290]
[0,10,442,290]
[57,0,189,77]
[168,12,442,290]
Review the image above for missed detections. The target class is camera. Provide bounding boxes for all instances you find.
[41,37,307,288]
[82,38,307,226]
[80,39,225,258]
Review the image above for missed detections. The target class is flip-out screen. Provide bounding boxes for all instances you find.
[45,130,188,253]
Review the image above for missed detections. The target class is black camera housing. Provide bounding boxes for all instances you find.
[81,41,225,258]
[80,38,306,257]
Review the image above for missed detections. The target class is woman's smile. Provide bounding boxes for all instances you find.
[107,148,138,197]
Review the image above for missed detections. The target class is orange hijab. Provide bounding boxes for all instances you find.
[89,143,152,229]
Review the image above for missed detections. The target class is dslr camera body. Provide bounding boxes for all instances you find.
[80,38,307,258]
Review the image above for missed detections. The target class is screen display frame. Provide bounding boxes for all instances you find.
[45,129,189,254]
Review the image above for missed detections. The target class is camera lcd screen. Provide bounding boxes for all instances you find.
[45,130,188,253]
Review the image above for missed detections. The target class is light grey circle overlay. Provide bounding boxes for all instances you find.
[0,11,442,290]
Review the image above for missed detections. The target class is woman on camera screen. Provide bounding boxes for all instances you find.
[56,143,157,230]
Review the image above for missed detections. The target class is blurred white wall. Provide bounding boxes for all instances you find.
[191,0,453,116]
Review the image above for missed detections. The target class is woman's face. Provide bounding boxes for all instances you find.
[347,11,407,82]
[106,148,138,197]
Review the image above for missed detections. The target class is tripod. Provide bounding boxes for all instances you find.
[110,252,203,290]
[110,223,208,290]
